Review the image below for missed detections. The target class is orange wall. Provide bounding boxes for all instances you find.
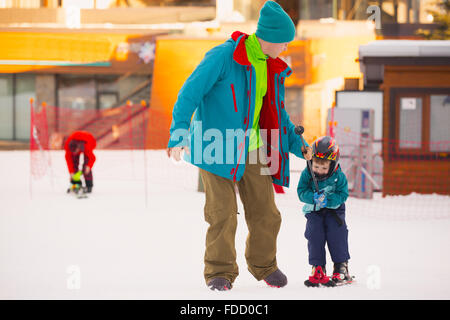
[147,37,224,149]
[149,37,225,117]
[307,35,373,83]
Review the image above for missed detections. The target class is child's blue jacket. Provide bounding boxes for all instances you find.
[297,165,349,214]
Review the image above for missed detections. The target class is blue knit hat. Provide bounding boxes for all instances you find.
[255,1,296,43]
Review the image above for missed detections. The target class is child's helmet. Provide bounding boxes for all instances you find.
[311,136,340,181]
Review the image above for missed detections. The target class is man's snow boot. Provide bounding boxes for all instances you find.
[264,269,288,288]
[207,278,232,291]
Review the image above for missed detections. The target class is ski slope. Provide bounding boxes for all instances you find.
[1,150,450,299]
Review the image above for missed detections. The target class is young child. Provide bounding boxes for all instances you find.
[297,136,352,287]
[64,131,97,193]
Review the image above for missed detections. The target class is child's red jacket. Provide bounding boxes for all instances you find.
[64,131,97,174]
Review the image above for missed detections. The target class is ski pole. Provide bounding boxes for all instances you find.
[295,126,319,212]
[294,126,319,191]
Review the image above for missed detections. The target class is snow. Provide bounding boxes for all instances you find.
[1,150,450,299]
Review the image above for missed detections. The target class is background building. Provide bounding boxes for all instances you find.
[0,0,216,145]
[0,0,446,153]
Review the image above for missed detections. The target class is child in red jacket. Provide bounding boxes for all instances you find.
[64,131,96,193]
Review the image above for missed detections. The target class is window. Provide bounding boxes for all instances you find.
[395,90,450,157]
[99,93,119,110]
[0,74,36,141]
[96,74,150,108]
[0,75,14,140]
[58,75,96,111]
[399,97,422,149]
[429,95,450,152]
[299,0,333,20]
[57,75,97,134]
[0,73,150,141]
[15,74,36,140]
[58,74,151,112]
[56,74,151,133]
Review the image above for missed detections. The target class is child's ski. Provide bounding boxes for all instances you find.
[67,185,88,199]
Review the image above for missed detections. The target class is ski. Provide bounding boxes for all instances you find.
[333,276,355,287]
[76,189,88,199]
[304,279,336,288]
[304,276,355,288]
[67,185,88,199]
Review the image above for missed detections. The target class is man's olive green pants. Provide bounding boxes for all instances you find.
[199,151,282,284]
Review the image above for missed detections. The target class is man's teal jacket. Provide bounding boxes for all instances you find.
[167,31,308,187]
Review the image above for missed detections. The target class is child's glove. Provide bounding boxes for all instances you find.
[313,191,327,209]
[71,171,82,182]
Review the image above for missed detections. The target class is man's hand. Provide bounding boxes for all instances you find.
[302,146,313,161]
[167,146,190,161]
[84,166,91,175]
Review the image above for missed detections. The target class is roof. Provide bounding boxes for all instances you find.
[359,40,450,58]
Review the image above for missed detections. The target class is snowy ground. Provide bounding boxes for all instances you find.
[1,150,450,300]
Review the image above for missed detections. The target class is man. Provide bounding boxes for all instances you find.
[64,131,96,193]
[167,1,312,291]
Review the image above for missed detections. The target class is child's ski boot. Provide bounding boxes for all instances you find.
[332,262,354,286]
[67,183,81,194]
[304,266,335,287]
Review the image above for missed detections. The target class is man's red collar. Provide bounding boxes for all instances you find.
[231,31,290,74]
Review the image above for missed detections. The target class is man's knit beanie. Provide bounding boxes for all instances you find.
[255,1,296,43]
